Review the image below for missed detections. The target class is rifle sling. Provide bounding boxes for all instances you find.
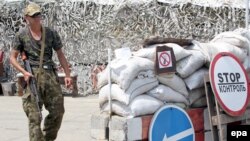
[37,26,46,88]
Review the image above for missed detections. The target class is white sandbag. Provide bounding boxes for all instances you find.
[132,43,191,61]
[176,50,206,78]
[157,74,189,97]
[137,70,155,79]
[188,87,206,106]
[132,47,155,60]
[97,56,154,90]
[211,31,250,49]
[99,84,124,106]
[97,58,126,89]
[243,56,250,72]
[200,42,248,62]
[97,68,114,89]
[119,56,154,90]
[165,43,192,61]
[191,96,207,108]
[147,85,189,105]
[99,78,158,106]
[232,28,250,71]
[127,78,158,103]
[184,67,208,90]
[101,95,164,118]
[129,95,164,117]
[100,101,131,117]
[97,68,109,89]
[188,41,204,50]
[234,28,250,41]
[164,102,187,109]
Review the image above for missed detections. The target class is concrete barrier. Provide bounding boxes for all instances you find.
[109,115,152,141]
[91,112,109,140]
[1,82,16,96]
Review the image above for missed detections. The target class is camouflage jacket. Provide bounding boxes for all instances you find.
[12,26,62,66]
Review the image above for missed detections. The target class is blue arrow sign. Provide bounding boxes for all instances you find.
[149,105,195,141]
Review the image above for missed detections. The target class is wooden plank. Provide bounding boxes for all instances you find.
[215,99,223,141]
[212,109,250,125]
[204,75,219,141]
[204,73,250,141]
[204,74,210,83]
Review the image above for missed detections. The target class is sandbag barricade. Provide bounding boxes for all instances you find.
[97,28,250,118]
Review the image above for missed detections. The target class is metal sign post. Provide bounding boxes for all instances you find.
[246,0,249,29]
[107,48,112,141]
[108,48,112,118]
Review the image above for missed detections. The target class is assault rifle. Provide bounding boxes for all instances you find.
[21,52,42,120]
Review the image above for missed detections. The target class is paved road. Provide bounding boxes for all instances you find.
[0,94,99,141]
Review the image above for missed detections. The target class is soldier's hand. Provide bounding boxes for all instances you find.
[23,71,33,83]
[64,76,72,89]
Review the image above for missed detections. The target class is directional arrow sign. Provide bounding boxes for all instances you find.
[149,105,195,141]
[163,128,193,141]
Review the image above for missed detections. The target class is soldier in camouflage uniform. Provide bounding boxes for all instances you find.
[10,2,72,141]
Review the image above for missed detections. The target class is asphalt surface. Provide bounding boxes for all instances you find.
[0,94,99,141]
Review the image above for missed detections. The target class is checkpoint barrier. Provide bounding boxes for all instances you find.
[91,49,250,141]
[204,52,250,141]
[204,74,250,141]
[91,108,206,141]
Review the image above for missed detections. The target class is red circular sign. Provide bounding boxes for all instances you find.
[159,52,171,67]
[209,52,250,116]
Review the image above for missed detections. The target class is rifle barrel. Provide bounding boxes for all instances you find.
[22,53,43,120]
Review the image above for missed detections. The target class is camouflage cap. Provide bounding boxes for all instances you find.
[24,3,41,16]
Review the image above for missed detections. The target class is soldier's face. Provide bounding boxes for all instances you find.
[25,13,42,26]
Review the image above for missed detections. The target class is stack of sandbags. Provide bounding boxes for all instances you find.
[98,28,250,118]
[184,67,208,108]
[230,28,250,74]
[98,56,162,117]
[98,43,193,117]
[133,43,193,109]
[176,44,207,78]
[97,56,155,90]
[134,42,193,95]
[133,42,192,62]
[161,43,208,108]
[193,29,249,65]
[188,88,207,108]
[182,29,250,108]
[146,84,189,108]
[101,95,163,118]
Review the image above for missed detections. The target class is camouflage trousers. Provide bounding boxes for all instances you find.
[22,68,65,141]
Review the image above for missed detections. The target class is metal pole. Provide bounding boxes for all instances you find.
[246,0,249,29]
[98,5,103,23]
[108,48,112,118]
[246,0,250,75]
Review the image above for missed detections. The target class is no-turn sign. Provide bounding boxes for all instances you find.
[210,52,250,116]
